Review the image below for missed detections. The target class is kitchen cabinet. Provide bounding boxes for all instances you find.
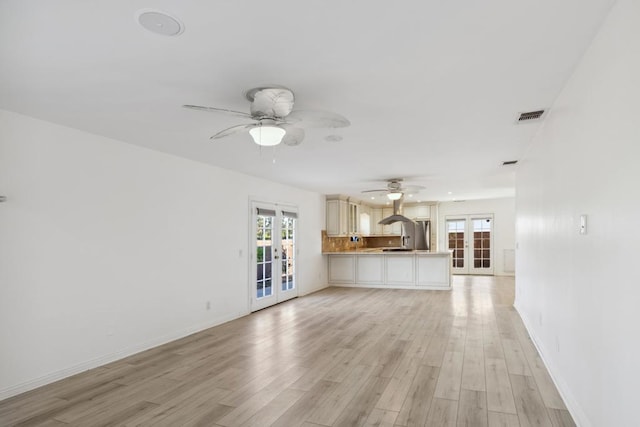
[416,205,431,218]
[326,199,359,236]
[404,204,431,220]
[356,255,384,284]
[403,205,416,220]
[371,208,383,235]
[416,255,450,287]
[385,255,415,285]
[328,254,356,283]
[327,252,451,289]
[326,199,348,236]
[359,204,372,236]
[348,202,359,234]
[369,207,401,235]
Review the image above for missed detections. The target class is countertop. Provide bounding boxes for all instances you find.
[323,249,451,256]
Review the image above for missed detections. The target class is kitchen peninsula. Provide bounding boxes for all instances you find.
[325,250,452,290]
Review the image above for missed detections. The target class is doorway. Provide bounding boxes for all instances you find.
[446,215,494,275]
[251,202,298,311]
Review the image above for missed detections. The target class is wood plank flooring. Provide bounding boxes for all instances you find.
[0,275,575,427]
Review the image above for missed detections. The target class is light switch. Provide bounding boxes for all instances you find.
[580,215,587,235]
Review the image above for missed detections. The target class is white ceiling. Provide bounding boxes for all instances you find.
[0,0,615,205]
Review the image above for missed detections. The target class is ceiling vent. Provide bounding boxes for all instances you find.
[516,109,545,123]
[136,9,184,36]
[502,160,518,166]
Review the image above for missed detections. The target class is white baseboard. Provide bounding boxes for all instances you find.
[331,283,452,291]
[513,303,591,427]
[0,312,244,401]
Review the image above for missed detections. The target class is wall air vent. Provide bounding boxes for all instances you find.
[502,160,518,166]
[516,109,545,123]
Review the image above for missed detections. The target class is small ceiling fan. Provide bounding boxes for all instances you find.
[362,178,425,200]
[183,86,349,147]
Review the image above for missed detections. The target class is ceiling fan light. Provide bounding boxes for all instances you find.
[387,191,403,201]
[249,125,285,146]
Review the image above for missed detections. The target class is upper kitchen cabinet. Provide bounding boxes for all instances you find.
[370,207,383,235]
[327,198,424,237]
[359,204,371,236]
[403,204,433,220]
[326,197,359,236]
[326,199,347,236]
[368,207,401,236]
[370,208,402,236]
[348,202,359,234]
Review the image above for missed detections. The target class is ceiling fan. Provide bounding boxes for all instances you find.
[183,86,350,147]
[362,178,425,200]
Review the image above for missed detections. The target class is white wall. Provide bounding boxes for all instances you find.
[438,197,515,276]
[515,1,640,426]
[0,110,327,399]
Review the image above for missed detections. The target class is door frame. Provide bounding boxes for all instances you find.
[445,214,494,275]
[249,200,299,312]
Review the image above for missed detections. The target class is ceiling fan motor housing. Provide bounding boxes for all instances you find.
[388,180,402,191]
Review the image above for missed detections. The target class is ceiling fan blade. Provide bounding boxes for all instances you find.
[280,125,305,146]
[286,110,350,128]
[183,104,253,119]
[401,185,426,192]
[249,87,295,119]
[361,189,389,193]
[210,123,257,140]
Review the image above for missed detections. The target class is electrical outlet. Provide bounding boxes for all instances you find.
[556,336,560,353]
[539,313,543,326]
[206,301,211,311]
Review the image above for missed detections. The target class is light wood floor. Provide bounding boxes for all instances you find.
[0,276,575,427]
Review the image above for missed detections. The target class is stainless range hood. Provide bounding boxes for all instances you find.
[378,197,429,251]
[378,198,412,225]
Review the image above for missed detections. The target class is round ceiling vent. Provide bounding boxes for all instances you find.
[136,9,184,36]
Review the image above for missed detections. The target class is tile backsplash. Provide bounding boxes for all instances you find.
[322,231,401,252]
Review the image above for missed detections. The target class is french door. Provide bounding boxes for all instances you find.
[446,215,494,275]
[251,202,298,311]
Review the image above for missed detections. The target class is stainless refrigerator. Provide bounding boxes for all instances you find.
[401,220,430,250]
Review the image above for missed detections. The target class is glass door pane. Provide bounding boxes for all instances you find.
[470,217,493,274]
[447,219,467,273]
[256,214,274,299]
[281,215,296,292]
